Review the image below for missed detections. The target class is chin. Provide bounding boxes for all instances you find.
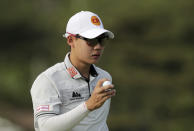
[89,59,100,64]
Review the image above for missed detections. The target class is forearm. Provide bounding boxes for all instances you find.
[38,102,89,131]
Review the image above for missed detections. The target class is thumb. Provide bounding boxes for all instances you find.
[96,78,109,87]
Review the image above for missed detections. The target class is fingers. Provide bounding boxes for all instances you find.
[96,78,109,87]
[86,78,116,111]
[101,89,116,98]
[96,89,116,104]
[100,89,116,103]
[95,78,113,93]
[92,89,116,109]
[101,84,114,92]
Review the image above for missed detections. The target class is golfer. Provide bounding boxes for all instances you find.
[31,11,116,131]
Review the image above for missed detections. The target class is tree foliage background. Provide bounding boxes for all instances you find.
[0,0,194,131]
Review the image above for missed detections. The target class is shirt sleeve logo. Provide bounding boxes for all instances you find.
[36,105,49,112]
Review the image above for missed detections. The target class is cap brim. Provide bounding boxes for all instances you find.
[79,28,114,39]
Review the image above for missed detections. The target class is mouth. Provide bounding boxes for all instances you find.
[91,53,101,59]
[92,53,100,56]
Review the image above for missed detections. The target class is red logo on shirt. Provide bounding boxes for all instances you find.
[67,67,78,77]
[36,105,49,112]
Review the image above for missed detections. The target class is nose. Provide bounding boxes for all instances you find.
[93,42,104,50]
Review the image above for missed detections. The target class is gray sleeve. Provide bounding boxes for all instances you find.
[31,73,62,127]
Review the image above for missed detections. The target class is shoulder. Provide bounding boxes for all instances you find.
[95,66,112,81]
[31,62,64,97]
[33,62,65,85]
[43,62,65,77]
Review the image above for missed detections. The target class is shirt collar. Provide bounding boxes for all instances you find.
[64,52,98,79]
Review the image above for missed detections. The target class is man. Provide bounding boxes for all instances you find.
[31,11,116,131]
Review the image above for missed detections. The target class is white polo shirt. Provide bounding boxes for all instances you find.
[31,52,112,131]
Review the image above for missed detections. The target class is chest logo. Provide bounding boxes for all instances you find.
[72,91,81,97]
[70,91,84,100]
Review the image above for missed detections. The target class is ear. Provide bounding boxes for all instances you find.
[67,36,75,48]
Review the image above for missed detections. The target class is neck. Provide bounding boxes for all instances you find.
[69,52,91,79]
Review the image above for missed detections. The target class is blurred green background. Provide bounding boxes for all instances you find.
[0,0,194,131]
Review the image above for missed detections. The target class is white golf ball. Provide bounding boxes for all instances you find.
[102,81,112,87]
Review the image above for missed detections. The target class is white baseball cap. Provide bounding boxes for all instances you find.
[63,11,114,39]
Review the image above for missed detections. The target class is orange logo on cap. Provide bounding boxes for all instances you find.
[91,16,101,26]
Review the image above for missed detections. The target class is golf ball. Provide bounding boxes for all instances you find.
[102,81,112,87]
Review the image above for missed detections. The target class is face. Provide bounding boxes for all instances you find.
[68,35,107,65]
